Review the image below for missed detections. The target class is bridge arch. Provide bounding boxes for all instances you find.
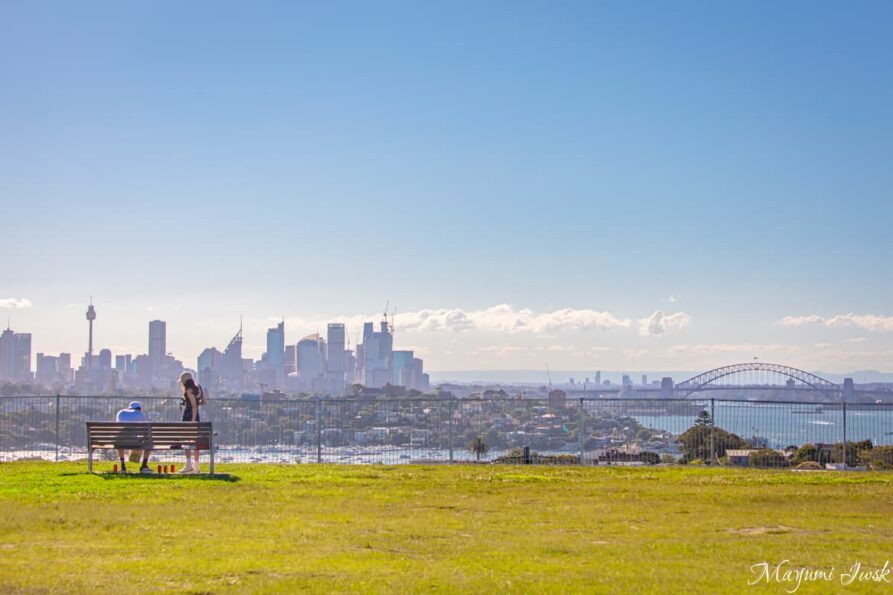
[675,362,840,398]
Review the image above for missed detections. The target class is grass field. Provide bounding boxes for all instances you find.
[1,463,892,593]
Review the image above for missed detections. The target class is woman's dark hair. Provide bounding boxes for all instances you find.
[183,378,197,393]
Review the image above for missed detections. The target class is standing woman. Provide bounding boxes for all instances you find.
[178,371,205,474]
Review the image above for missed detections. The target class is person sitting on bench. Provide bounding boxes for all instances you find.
[115,401,154,474]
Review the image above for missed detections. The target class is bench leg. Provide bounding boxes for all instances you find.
[88,448,93,473]
[210,444,215,475]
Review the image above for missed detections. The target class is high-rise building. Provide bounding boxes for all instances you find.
[197,347,222,387]
[36,353,57,385]
[36,351,73,386]
[297,334,326,391]
[391,352,427,392]
[344,349,357,385]
[221,327,243,390]
[265,321,285,388]
[361,320,393,388]
[149,320,166,377]
[412,358,429,392]
[325,323,346,395]
[326,323,346,374]
[0,327,32,382]
[284,345,297,376]
[391,350,414,386]
[641,374,648,386]
[622,374,632,388]
[58,353,72,383]
[99,348,112,371]
[594,371,601,386]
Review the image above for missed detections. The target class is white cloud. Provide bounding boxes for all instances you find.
[662,295,681,303]
[471,345,526,357]
[637,310,691,336]
[668,343,802,355]
[0,298,32,309]
[285,304,684,336]
[395,305,634,334]
[779,313,893,332]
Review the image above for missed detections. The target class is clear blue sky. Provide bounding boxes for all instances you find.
[2,1,892,373]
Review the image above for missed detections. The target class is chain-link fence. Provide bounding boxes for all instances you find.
[2,395,892,469]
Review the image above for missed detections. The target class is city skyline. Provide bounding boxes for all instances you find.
[2,299,892,378]
[3,2,893,373]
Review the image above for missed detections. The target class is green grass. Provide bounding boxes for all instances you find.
[1,463,892,593]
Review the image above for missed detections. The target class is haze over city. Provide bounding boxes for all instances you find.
[4,4,893,592]
[3,2,893,376]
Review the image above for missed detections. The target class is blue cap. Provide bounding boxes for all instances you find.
[129,401,142,411]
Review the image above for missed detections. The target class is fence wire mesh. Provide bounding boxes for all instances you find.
[1,396,892,469]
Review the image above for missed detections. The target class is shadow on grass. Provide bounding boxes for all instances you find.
[69,472,241,483]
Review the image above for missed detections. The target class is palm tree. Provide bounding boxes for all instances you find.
[469,436,489,461]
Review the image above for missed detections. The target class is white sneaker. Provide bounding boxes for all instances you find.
[177,464,194,474]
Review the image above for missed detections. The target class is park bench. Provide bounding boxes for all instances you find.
[86,422,215,474]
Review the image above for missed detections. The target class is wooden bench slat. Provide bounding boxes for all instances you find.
[86,421,215,475]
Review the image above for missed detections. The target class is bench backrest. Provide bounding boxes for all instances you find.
[86,422,212,450]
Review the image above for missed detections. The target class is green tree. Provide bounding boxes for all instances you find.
[791,443,822,465]
[469,436,489,461]
[676,424,747,463]
[640,451,660,465]
[748,448,789,468]
[863,446,893,470]
[831,440,873,466]
[694,410,713,427]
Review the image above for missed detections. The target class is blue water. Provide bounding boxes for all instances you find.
[633,405,893,448]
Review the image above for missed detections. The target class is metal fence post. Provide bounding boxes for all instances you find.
[316,398,322,464]
[709,398,715,465]
[54,394,61,463]
[448,398,454,463]
[578,397,584,465]
[842,401,847,469]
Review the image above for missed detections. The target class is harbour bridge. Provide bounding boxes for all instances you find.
[566,362,882,401]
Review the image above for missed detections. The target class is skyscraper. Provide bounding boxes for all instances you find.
[58,353,72,383]
[99,348,112,371]
[297,334,326,391]
[325,323,346,395]
[265,321,285,388]
[36,353,58,385]
[361,320,393,388]
[284,345,297,376]
[326,323,345,373]
[221,326,243,390]
[149,320,166,377]
[197,347,222,388]
[391,350,414,386]
[0,327,32,382]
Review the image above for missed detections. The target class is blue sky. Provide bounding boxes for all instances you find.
[2,1,892,373]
